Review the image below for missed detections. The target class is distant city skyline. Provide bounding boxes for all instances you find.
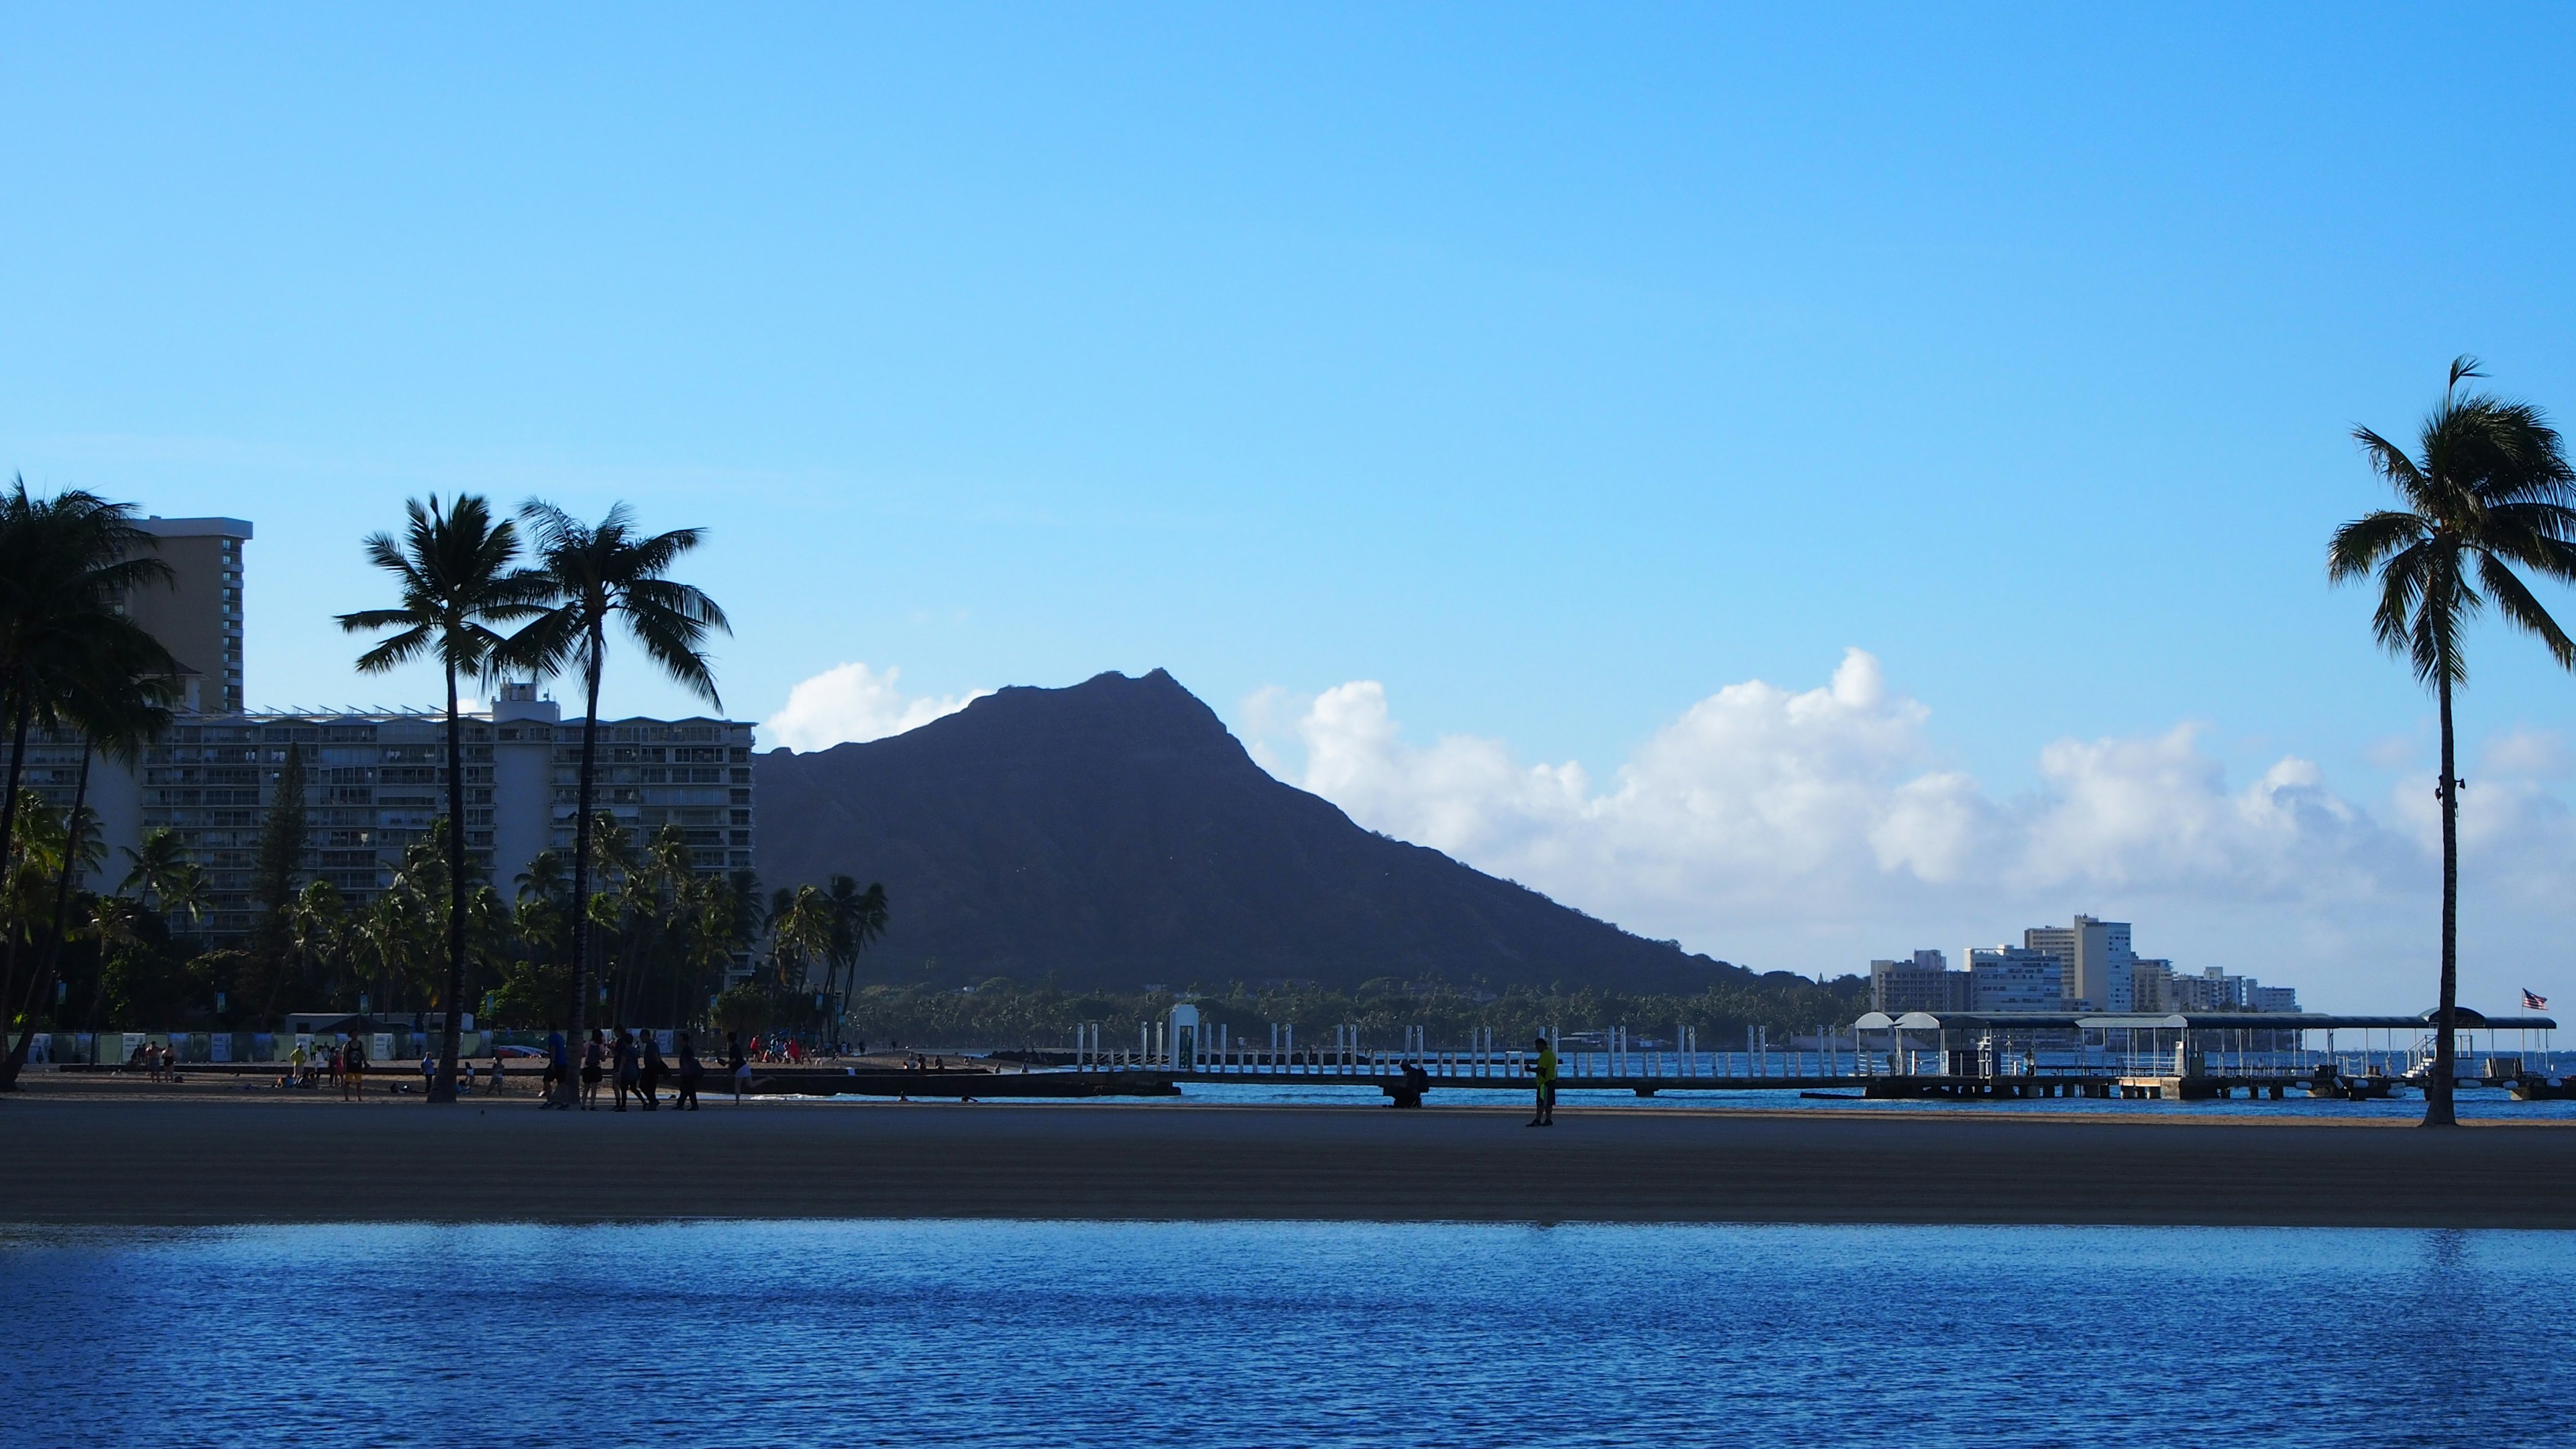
[5,5,2573,1008]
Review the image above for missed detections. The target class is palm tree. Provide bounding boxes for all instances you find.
[0,480,178,1004]
[510,501,728,1104]
[820,874,889,1049]
[0,648,175,1089]
[340,495,550,1102]
[119,829,189,906]
[768,884,834,1014]
[2329,356,2576,1126]
[272,879,345,1026]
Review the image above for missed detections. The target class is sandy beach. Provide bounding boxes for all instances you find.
[6,1073,2575,1228]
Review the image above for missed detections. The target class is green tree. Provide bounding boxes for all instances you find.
[767,883,834,1031]
[510,501,728,1104]
[278,879,345,1022]
[2329,356,2576,1126]
[0,480,179,1049]
[339,494,548,1102]
[820,874,889,1046]
[0,648,173,1088]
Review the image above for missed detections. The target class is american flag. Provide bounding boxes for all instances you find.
[2524,989,2550,1012]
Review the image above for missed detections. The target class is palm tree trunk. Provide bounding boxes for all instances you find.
[557,635,605,1107]
[0,692,32,1046]
[0,690,30,909]
[0,742,91,1091]
[2424,673,2461,1127]
[430,659,466,1103]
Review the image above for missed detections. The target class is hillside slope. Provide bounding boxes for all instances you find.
[754,669,1731,992]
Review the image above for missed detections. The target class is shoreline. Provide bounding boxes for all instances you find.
[9,1088,2576,1229]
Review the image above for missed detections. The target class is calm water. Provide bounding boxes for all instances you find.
[5,1220,2569,1448]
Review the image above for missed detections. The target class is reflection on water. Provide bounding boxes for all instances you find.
[3,1220,2569,1447]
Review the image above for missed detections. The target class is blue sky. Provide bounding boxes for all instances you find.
[5,4,2574,1000]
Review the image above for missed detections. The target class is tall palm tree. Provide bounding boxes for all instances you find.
[271,878,345,1026]
[339,495,550,1103]
[510,501,728,1104]
[768,885,834,1016]
[0,480,176,981]
[0,649,176,1089]
[2330,356,2576,1126]
[820,874,889,1048]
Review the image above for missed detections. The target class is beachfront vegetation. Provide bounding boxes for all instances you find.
[340,494,553,1102]
[506,500,728,1097]
[0,482,184,1088]
[2330,356,2576,1127]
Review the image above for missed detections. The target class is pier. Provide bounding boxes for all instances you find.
[1031,1007,2566,1105]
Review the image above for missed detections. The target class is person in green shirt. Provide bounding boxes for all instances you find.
[1528,1034,1558,1126]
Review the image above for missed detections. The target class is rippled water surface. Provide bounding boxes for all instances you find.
[5,1221,2569,1448]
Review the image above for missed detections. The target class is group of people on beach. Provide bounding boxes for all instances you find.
[272,1034,519,1100]
[535,1027,757,1112]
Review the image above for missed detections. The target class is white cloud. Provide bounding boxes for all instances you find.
[761,663,986,752]
[1246,649,2576,1011]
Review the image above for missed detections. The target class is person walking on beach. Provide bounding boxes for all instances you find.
[612,1028,639,1111]
[676,1032,703,1111]
[542,1025,568,1110]
[1527,1034,1557,1127]
[581,1029,606,1110]
[639,1032,666,1111]
[727,1030,749,1103]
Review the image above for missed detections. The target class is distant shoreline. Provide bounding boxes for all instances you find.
[7,1086,2575,1230]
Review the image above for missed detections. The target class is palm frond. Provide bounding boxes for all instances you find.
[2328,511,2423,581]
[2477,552,2576,669]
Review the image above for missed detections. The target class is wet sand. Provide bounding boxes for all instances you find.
[6,1078,2574,1228]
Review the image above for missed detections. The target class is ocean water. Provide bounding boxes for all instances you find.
[3,1220,2569,1448]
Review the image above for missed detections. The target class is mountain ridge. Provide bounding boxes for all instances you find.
[753,669,1735,993]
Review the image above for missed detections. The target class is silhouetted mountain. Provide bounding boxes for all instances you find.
[755,669,1736,993]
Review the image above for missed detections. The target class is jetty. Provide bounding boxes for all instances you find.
[1027,1008,2564,1106]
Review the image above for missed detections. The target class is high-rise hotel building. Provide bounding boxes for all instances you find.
[21,514,757,934]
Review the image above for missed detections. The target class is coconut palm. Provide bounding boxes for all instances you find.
[0,480,177,981]
[768,884,834,1006]
[340,495,550,1102]
[2329,356,2576,1126]
[119,829,188,906]
[0,652,174,1089]
[820,875,889,1047]
[509,501,728,1102]
[270,879,346,1026]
